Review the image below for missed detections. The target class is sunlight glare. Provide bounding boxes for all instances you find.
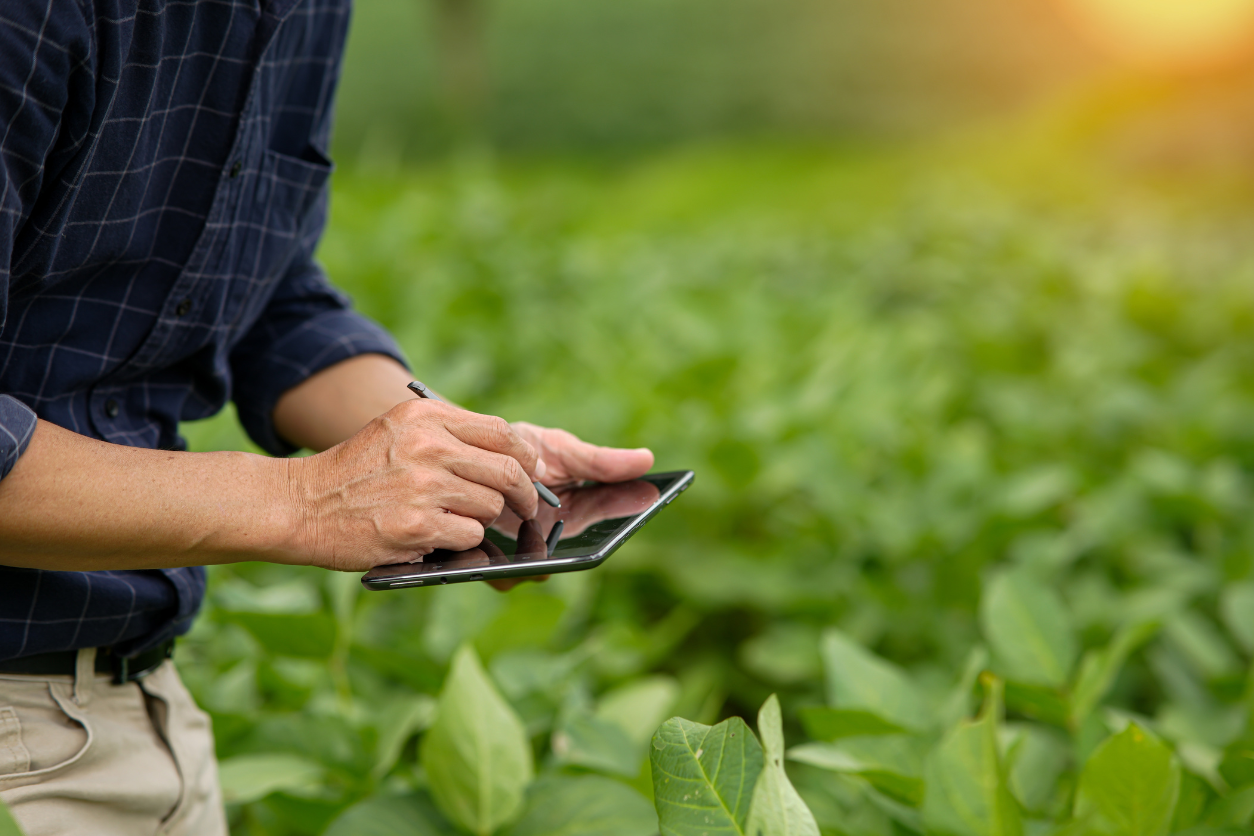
[1058,0,1254,69]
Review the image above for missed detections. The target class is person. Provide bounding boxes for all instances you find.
[0,1,653,833]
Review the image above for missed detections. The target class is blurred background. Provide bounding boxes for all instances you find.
[182,1,1254,833]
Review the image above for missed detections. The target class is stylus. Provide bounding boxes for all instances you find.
[407,380,562,509]
[546,520,565,556]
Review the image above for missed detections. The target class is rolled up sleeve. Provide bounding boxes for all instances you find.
[229,256,408,456]
[0,2,91,480]
[0,396,36,479]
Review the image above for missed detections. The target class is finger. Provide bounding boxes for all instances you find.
[446,447,539,521]
[437,477,507,527]
[425,513,485,553]
[539,428,655,484]
[441,410,541,479]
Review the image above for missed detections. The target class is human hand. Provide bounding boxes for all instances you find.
[285,399,544,572]
[510,423,654,487]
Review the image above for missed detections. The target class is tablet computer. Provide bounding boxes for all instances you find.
[360,470,694,591]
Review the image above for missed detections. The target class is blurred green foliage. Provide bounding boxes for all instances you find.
[335,0,1092,159]
[179,139,1254,833]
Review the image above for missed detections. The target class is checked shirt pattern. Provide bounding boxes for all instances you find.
[0,0,406,660]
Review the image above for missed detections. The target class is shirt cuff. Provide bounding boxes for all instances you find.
[0,395,37,480]
[232,310,409,456]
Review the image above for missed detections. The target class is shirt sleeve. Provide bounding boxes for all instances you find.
[0,3,93,480]
[229,252,409,457]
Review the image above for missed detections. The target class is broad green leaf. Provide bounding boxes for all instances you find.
[922,676,1023,836]
[1219,581,1254,654]
[504,776,657,836]
[0,799,23,836]
[819,629,927,732]
[799,707,907,740]
[420,644,534,835]
[1163,611,1240,679]
[552,707,642,778]
[1003,724,1068,814]
[597,675,681,746]
[1073,724,1180,836]
[323,793,450,836]
[1069,621,1158,726]
[372,695,437,779]
[216,753,323,805]
[788,737,924,807]
[980,568,1076,688]
[746,695,821,836]
[224,611,337,658]
[651,715,764,836]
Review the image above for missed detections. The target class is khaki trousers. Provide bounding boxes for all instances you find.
[0,650,227,836]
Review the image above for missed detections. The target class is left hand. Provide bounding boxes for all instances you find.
[486,424,654,591]
[510,423,654,487]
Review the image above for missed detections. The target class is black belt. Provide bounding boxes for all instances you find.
[0,640,175,685]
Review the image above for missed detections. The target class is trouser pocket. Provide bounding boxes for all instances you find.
[0,680,91,783]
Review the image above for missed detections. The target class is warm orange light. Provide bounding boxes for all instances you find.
[1057,0,1254,69]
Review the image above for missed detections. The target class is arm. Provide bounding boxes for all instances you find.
[0,396,545,573]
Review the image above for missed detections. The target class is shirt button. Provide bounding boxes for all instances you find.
[228,161,242,179]
[104,399,120,418]
[175,299,192,317]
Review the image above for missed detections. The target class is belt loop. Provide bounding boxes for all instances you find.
[73,648,97,705]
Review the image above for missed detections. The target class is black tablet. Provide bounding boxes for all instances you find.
[360,470,694,591]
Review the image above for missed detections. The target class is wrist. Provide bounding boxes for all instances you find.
[202,451,312,566]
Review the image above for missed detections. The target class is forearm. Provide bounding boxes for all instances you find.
[272,353,416,453]
[0,420,297,571]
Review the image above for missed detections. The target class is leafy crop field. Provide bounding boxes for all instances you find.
[175,141,1254,835]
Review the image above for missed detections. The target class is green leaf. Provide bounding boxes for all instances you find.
[980,568,1076,688]
[0,799,24,836]
[323,793,451,836]
[745,695,821,836]
[224,611,338,658]
[371,695,437,780]
[1073,724,1180,836]
[1003,724,1068,814]
[651,715,764,836]
[504,776,658,836]
[553,706,642,778]
[420,644,534,835]
[819,629,927,733]
[788,740,925,807]
[1069,621,1158,726]
[216,753,324,805]
[921,676,1023,836]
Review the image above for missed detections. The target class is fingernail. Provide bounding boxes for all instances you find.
[535,458,547,479]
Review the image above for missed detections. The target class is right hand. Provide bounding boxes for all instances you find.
[284,399,544,572]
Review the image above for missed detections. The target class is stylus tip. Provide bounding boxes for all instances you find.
[535,481,561,508]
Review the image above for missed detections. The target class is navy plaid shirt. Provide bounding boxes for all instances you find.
[0,0,405,661]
